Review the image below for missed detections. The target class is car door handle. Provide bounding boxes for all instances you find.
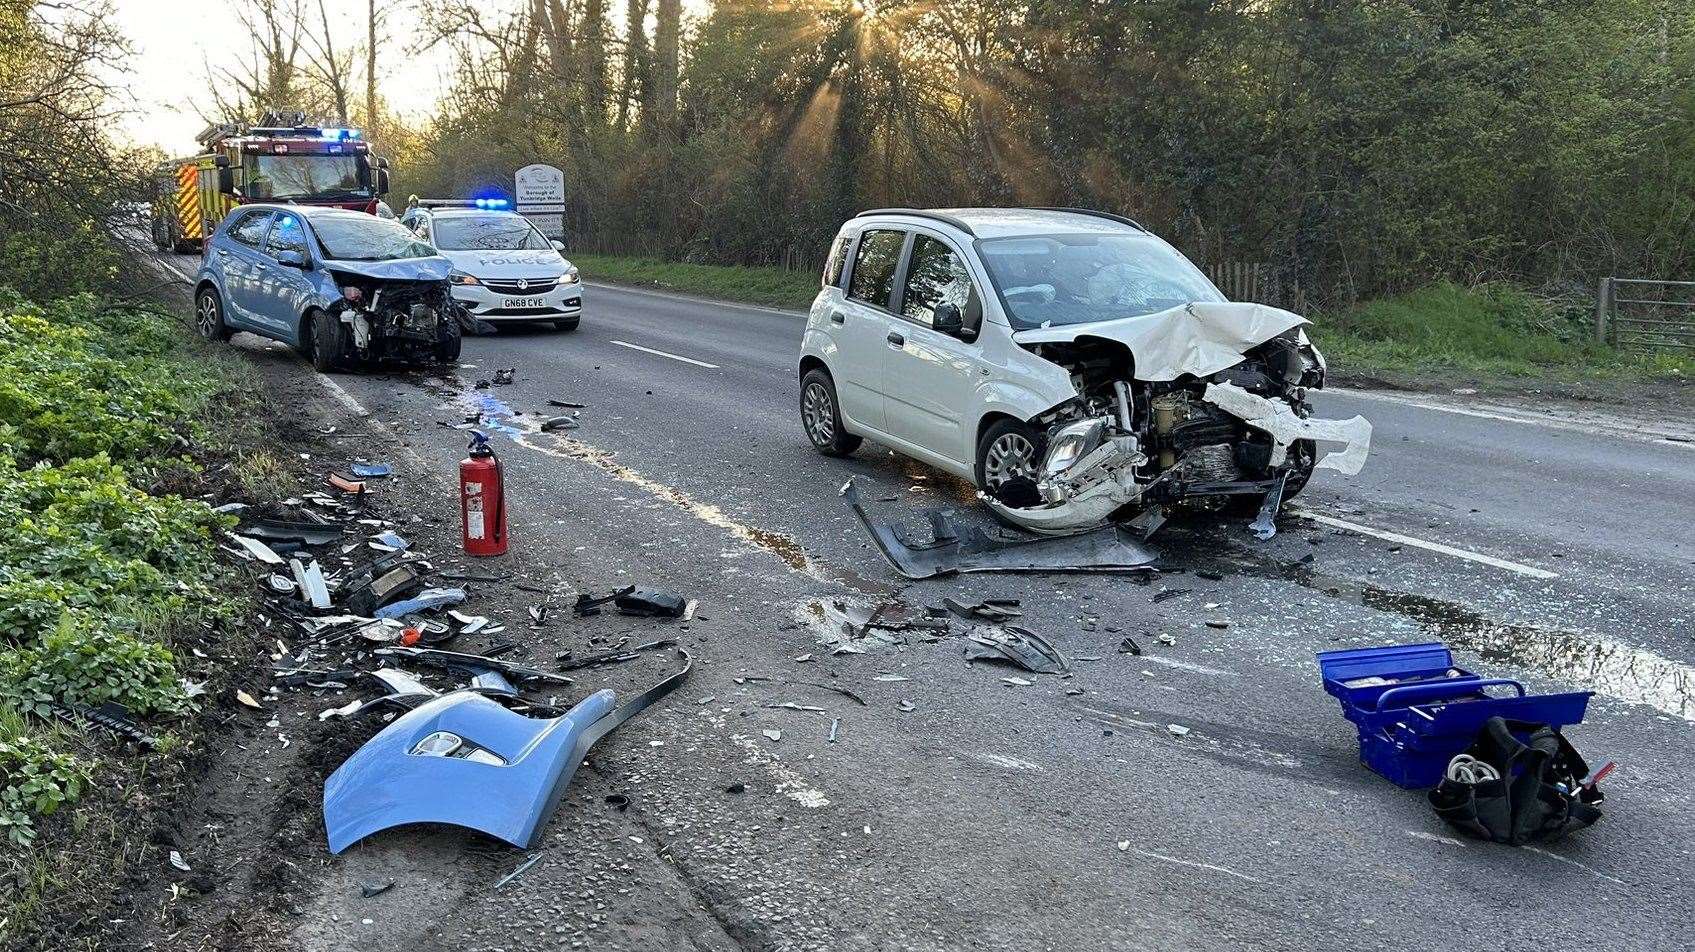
[887,331,905,347]
[829,311,845,324]
[216,249,229,256]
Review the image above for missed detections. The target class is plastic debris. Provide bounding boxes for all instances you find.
[374,587,467,619]
[350,462,393,478]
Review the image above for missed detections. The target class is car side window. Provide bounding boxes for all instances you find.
[822,235,850,288]
[228,212,271,249]
[901,235,978,329]
[265,214,306,258]
[846,229,904,309]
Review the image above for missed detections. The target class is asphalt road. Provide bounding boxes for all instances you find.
[148,248,1695,951]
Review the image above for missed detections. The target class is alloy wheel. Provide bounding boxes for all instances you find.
[802,381,835,446]
[983,432,1037,488]
[197,293,219,339]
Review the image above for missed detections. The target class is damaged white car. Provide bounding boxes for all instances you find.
[797,208,1371,534]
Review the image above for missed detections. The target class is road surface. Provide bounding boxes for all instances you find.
[144,247,1695,952]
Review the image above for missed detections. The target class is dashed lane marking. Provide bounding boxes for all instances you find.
[608,338,721,369]
[1294,510,1559,580]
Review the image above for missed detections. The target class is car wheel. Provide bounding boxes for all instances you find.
[435,320,463,363]
[975,418,1046,496]
[311,309,350,372]
[195,287,232,342]
[800,368,862,456]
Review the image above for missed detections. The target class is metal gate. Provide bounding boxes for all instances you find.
[1205,261,1304,311]
[1596,278,1695,353]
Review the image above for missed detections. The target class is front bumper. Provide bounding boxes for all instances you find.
[452,280,584,322]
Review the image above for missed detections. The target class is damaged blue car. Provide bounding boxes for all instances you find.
[192,204,462,371]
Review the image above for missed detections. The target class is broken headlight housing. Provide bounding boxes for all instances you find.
[1042,418,1107,478]
[411,730,506,766]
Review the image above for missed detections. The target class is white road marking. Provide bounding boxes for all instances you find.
[1522,845,1626,886]
[608,339,720,369]
[1130,848,1265,885]
[1295,510,1559,580]
[1406,830,1467,848]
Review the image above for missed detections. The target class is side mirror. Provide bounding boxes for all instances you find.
[551,239,565,252]
[376,168,390,196]
[932,302,964,336]
[355,155,372,188]
[276,249,309,269]
[217,166,235,195]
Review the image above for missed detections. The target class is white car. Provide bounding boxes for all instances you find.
[797,207,1371,533]
[400,201,582,329]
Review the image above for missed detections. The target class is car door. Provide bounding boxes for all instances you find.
[880,230,989,466]
[220,210,274,329]
[828,228,907,434]
[260,211,315,341]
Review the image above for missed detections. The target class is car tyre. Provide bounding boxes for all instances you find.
[435,319,463,363]
[194,286,232,342]
[800,368,861,456]
[310,308,351,372]
[974,417,1046,495]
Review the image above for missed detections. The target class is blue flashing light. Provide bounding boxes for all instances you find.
[473,198,510,210]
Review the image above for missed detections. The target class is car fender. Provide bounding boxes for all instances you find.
[324,688,616,852]
[973,348,1077,430]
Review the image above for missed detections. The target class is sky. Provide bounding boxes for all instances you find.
[105,0,462,152]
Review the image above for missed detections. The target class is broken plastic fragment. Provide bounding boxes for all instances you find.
[350,462,392,478]
[1202,381,1372,475]
[374,587,467,620]
[962,626,1069,675]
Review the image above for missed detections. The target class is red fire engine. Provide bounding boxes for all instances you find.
[151,110,391,253]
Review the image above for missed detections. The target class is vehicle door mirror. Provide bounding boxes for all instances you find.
[377,168,390,196]
[932,302,964,336]
[551,239,565,252]
[276,249,309,269]
[355,155,372,189]
[217,166,235,195]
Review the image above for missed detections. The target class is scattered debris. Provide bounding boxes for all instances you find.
[616,588,688,618]
[964,626,1069,675]
[724,782,746,794]
[547,399,586,409]
[841,480,1157,578]
[492,368,515,386]
[361,881,395,898]
[1204,619,1230,630]
[374,587,467,620]
[1249,471,1288,540]
[168,850,191,873]
[51,700,159,749]
[1118,636,1143,655]
[1151,588,1192,604]
[493,854,541,890]
[328,473,367,494]
[234,689,262,709]
[762,729,782,742]
[828,718,840,743]
[1002,677,1033,686]
[941,597,1023,622]
[1167,724,1191,737]
[228,533,286,565]
[350,462,392,478]
[239,517,344,546]
[289,558,332,609]
[541,415,579,432]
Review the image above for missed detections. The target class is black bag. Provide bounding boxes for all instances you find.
[1427,717,1604,844]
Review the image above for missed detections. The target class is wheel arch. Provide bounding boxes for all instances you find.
[798,354,829,381]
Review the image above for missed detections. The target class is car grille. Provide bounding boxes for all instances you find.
[483,277,558,296]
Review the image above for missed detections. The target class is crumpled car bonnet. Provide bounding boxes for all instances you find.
[1012,301,1309,381]
[321,256,453,282]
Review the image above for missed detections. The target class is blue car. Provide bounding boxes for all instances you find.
[193,204,463,371]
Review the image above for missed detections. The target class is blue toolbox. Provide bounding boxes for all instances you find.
[1316,642,1594,789]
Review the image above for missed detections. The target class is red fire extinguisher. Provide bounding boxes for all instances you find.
[460,431,507,556]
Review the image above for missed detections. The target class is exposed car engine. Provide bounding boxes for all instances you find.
[326,274,463,364]
[985,315,1372,535]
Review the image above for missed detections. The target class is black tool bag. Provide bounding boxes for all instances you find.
[1428,717,1604,844]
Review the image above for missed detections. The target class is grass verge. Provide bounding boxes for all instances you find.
[574,252,819,310]
[0,284,264,947]
[1313,282,1694,385]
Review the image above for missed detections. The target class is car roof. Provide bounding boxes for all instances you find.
[854,207,1145,239]
[233,204,378,222]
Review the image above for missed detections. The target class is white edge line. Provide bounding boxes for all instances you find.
[1296,511,1559,580]
[608,338,720,369]
[1330,388,1694,445]
[1130,849,1265,885]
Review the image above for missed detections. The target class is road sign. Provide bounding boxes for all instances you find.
[515,164,566,240]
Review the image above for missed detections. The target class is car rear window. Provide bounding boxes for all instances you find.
[822,236,850,288]
[847,229,904,308]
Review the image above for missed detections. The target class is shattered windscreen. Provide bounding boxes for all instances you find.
[978,234,1225,329]
[313,215,437,261]
[432,214,551,251]
[245,154,367,201]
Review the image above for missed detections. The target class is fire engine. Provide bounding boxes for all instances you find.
[151,111,391,253]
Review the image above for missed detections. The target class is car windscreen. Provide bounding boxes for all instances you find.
[312,215,437,261]
[245,154,366,201]
[977,234,1225,329]
[432,214,551,251]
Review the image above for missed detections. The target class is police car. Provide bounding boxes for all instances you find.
[401,198,583,330]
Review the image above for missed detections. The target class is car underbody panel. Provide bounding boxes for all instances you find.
[985,302,1372,534]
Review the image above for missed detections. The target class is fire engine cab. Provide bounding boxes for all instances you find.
[151,111,391,253]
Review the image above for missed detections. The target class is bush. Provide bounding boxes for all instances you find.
[0,724,86,848]
[0,293,214,468]
[1,620,190,720]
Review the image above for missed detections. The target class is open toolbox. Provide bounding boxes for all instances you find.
[1316,641,1594,789]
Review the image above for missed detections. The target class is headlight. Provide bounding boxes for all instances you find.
[1042,419,1107,478]
[450,270,482,286]
[562,266,580,285]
